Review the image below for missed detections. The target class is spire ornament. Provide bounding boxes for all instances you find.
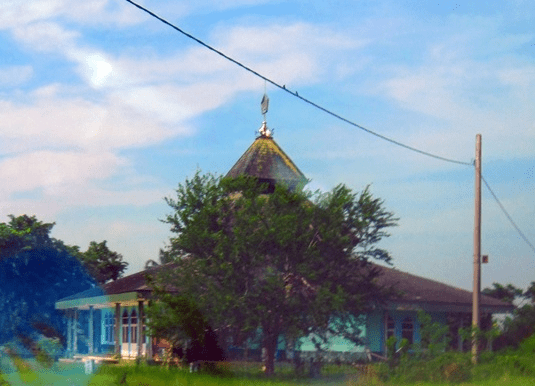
[258,93,272,138]
[258,121,272,138]
[261,93,269,119]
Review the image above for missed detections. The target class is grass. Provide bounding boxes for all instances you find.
[89,361,357,386]
[0,355,533,385]
[0,358,354,386]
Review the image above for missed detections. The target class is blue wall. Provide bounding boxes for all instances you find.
[366,309,447,354]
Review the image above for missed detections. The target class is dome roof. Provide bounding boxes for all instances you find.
[226,124,308,192]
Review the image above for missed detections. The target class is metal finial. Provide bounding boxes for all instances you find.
[258,121,272,138]
[261,93,269,120]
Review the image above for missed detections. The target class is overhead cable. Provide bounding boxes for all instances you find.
[125,0,473,167]
[126,0,533,255]
[482,174,535,254]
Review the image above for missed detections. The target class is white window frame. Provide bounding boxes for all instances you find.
[101,310,115,345]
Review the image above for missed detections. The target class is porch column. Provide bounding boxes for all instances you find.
[146,300,153,359]
[67,309,73,357]
[73,308,78,355]
[114,303,121,355]
[88,306,94,354]
[138,300,144,358]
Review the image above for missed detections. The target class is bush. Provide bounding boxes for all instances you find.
[35,337,62,365]
[388,335,535,384]
[519,333,535,354]
[386,352,472,384]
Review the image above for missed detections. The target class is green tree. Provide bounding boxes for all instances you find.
[0,215,56,257]
[144,248,174,269]
[416,310,450,358]
[482,283,523,303]
[77,240,128,284]
[150,172,397,375]
[145,287,224,367]
[0,215,97,345]
[486,282,535,349]
[501,305,535,347]
[523,281,535,303]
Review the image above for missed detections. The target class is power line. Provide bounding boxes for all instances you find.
[126,0,534,255]
[125,0,473,167]
[482,174,535,254]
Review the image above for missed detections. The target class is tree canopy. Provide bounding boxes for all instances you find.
[148,172,398,375]
[482,283,523,304]
[0,215,56,258]
[0,214,128,285]
[0,214,128,346]
[483,282,535,349]
[0,215,95,344]
[74,240,129,284]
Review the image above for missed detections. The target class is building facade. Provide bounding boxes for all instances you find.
[55,118,513,360]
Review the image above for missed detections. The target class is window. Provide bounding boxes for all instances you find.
[401,317,414,344]
[122,310,129,343]
[386,315,395,340]
[109,314,115,342]
[103,311,115,344]
[130,309,138,344]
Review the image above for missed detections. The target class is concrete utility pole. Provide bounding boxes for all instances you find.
[472,134,482,364]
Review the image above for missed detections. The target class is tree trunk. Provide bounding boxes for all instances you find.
[262,331,278,376]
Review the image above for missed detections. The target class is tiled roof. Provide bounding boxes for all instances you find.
[56,264,174,302]
[374,264,514,312]
[57,262,514,314]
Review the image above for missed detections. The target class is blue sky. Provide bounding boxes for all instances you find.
[1,0,533,292]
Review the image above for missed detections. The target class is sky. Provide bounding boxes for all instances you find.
[1,0,534,293]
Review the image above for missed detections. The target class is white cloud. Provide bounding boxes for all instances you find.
[0,0,143,30]
[0,0,63,29]
[371,18,535,161]
[60,0,139,26]
[12,21,79,52]
[0,92,186,153]
[0,150,124,196]
[5,20,362,139]
[84,54,114,88]
[214,22,366,83]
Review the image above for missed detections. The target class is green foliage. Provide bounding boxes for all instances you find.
[384,335,410,370]
[500,304,535,347]
[484,324,502,351]
[518,333,535,354]
[385,336,397,368]
[482,281,535,351]
[524,282,535,302]
[145,248,174,269]
[381,312,463,383]
[382,331,535,384]
[414,310,450,359]
[145,288,224,366]
[482,283,523,303]
[0,214,127,285]
[152,171,397,375]
[0,215,102,345]
[458,325,484,353]
[389,352,472,384]
[0,215,56,258]
[35,336,62,365]
[0,246,96,344]
[77,240,128,284]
